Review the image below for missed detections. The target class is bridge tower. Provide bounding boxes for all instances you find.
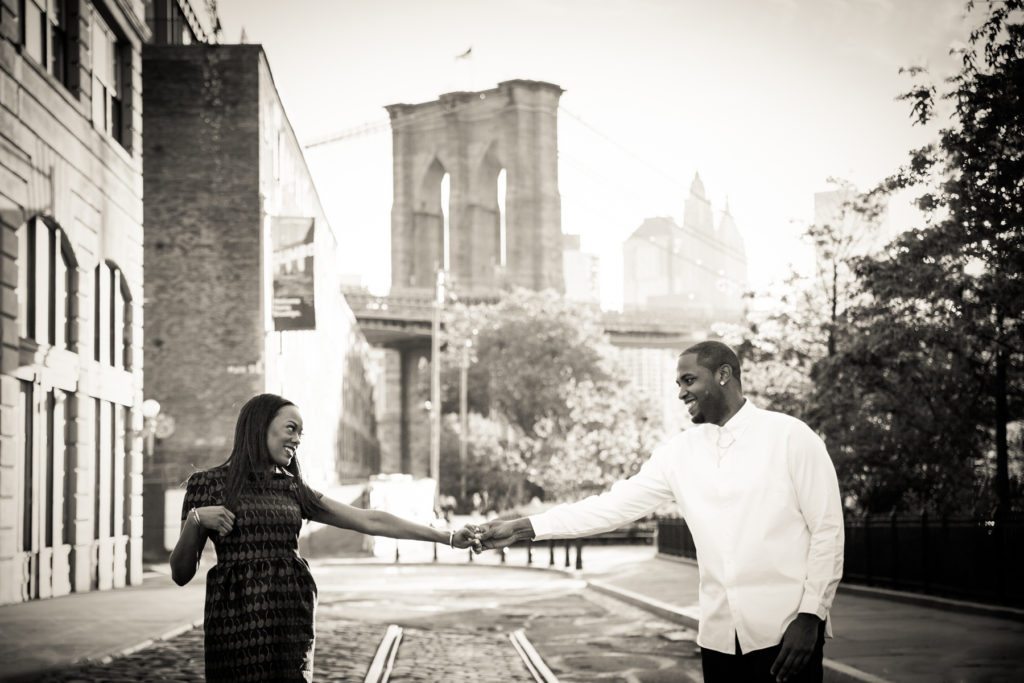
[374,80,565,478]
[387,79,564,294]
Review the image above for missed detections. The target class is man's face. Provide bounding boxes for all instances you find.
[676,353,725,425]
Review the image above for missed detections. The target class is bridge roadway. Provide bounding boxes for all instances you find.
[343,287,703,350]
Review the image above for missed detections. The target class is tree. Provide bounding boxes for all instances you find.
[714,179,885,422]
[435,288,660,508]
[439,288,617,436]
[530,379,663,501]
[825,0,1024,515]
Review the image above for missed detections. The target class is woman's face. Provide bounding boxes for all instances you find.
[266,405,303,468]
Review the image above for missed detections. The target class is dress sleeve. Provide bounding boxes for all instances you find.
[180,472,214,520]
[298,484,325,520]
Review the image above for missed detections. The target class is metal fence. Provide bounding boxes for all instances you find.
[657,513,1024,608]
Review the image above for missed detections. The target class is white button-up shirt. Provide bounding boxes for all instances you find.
[529,399,844,655]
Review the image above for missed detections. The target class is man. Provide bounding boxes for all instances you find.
[477,341,844,683]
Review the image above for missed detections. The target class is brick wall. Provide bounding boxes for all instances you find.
[142,45,381,557]
[141,45,262,555]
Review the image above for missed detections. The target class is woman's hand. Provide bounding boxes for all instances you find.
[194,505,236,536]
[450,524,483,551]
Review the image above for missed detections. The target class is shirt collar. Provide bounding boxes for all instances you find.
[718,397,757,434]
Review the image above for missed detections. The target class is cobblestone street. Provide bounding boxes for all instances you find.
[34,620,384,682]
[26,561,703,682]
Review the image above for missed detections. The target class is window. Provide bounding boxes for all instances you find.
[18,217,77,350]
[94,262,132,370]
[144,0,197,45]
[19,0,73,89]
[62,394,75,546]
[91,9,127,149]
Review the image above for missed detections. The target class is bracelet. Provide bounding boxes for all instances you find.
[448,530,455,549]
[190,507,201,527]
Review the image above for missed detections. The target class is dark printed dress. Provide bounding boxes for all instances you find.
[181,467,320,682]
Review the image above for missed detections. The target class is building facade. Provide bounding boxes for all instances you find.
[563,233,600,305]
[1,0,151,604]
[623,173,748,327]
[140,44,379,559]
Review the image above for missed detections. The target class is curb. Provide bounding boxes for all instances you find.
[657,551,1024,623]
[587,580,893,683]
[80,617,205,666]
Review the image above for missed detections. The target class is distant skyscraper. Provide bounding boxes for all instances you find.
[622,173,748,326]
[562,234,600,304]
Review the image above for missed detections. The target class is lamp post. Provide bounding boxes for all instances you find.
[429,269,446,506]
[458,338,470,503]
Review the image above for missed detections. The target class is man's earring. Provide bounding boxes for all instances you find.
[720,380,726,386]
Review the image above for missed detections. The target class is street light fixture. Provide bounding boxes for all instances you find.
[139,399,162,457]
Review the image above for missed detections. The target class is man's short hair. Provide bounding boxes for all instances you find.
[681,341,742,382]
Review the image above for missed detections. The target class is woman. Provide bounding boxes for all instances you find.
[169,393,480,682]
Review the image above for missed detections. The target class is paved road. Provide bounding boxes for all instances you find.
[32,562,702,682]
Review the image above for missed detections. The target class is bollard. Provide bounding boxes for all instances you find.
[575,540,583,571]
[564,540,571,568]
[433,542,438,562]
[394,545,400,564]
[549,540,555,566]
[468,548,474,563]
[526,541,533,565]
[501,547,507,564]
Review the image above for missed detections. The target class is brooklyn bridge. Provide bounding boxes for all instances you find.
[346,79,704,479]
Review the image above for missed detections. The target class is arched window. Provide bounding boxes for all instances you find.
[17,217,78,350]
[93,262,132,370]
[497,168,507,268]
[440,172,451,271]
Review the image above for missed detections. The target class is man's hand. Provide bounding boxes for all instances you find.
[450,524,483,551]
[770,613,821,682]
[476,518,535,552]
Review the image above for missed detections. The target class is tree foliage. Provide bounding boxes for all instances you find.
[812,0,1024,515]
[436,289,660,509]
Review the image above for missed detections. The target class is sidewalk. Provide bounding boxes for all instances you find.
[0,570,206,681]
[587,552,1024,683]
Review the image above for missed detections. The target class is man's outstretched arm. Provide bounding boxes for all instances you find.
[478,517,536,550]
[478,445,675,551]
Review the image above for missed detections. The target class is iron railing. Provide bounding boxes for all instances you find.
[657,514,1024,607]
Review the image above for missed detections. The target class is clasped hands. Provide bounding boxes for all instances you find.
[451,520,523,553]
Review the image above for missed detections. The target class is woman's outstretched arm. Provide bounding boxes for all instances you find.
[309,497,479,548]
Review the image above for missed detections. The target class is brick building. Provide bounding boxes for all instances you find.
[141,43,380,559]
[0,0,151,604]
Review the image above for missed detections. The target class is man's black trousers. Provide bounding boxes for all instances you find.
[700,624,826,683]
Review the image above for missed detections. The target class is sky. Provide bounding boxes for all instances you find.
[214,0,968,310]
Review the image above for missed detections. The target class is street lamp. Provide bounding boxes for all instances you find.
[140,399,161,457]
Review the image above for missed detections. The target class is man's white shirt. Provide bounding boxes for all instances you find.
[529,399,844,655]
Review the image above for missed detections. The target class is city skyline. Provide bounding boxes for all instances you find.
[214,0,965,310]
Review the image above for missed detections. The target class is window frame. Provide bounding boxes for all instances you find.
[90,5,130,150]
[18,0,75,92]
[18,217,78,352]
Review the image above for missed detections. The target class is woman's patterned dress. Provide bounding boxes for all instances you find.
[181,467,320,682]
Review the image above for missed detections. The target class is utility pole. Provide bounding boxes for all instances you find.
[459,339,470,503]
[430,269,446,506]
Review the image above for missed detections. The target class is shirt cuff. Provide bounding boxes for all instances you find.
[798,594,828,620]
[528,513,553,541]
